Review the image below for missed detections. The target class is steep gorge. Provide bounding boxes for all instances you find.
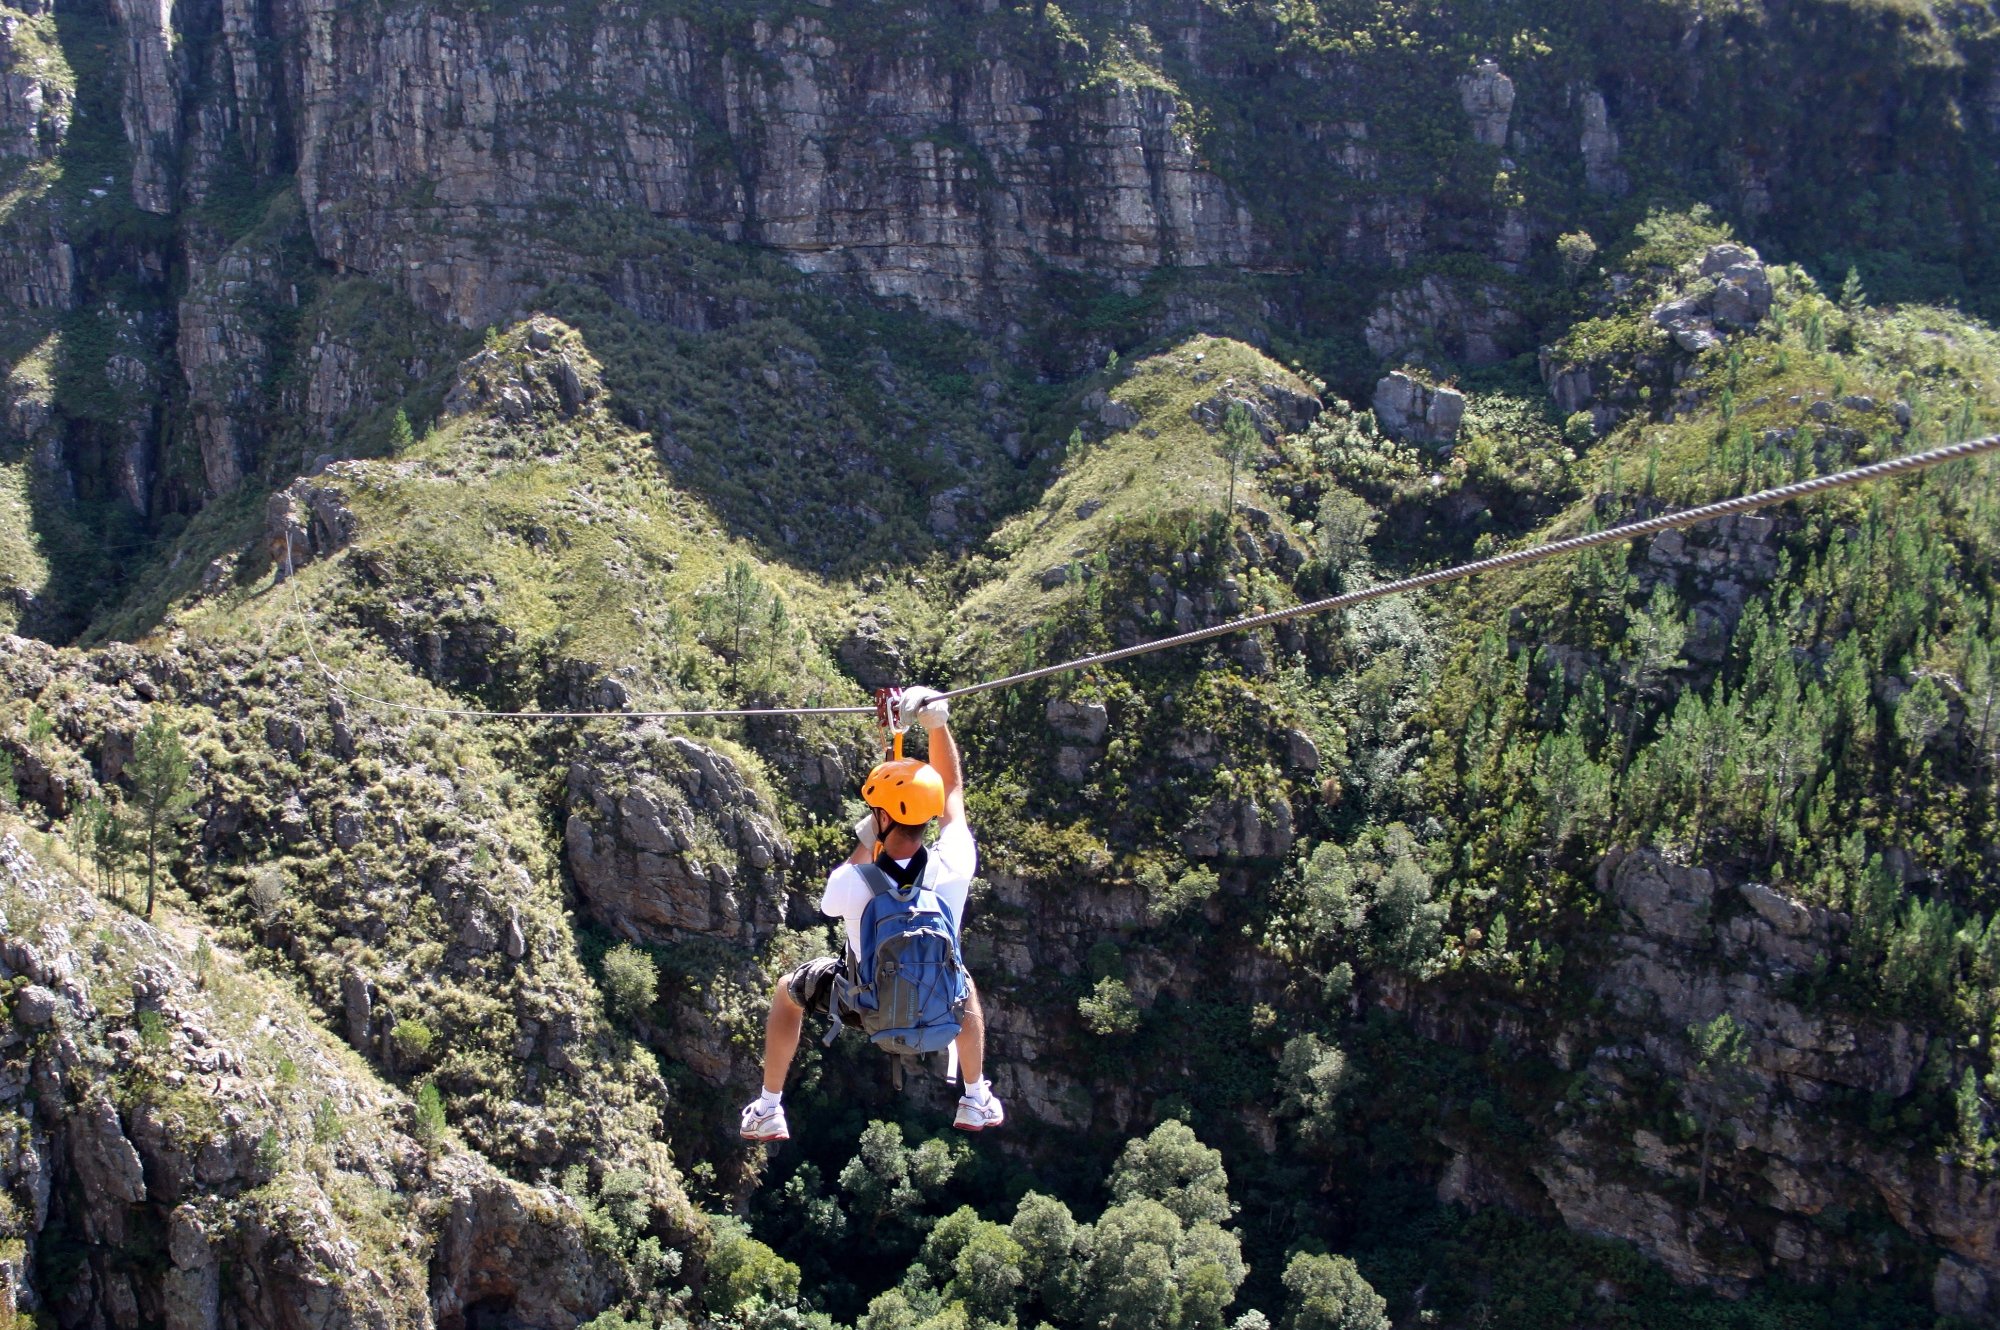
[1,1,1999,1328]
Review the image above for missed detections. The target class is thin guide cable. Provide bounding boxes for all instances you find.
[281,434,2000,722]
[938,433,2000,702]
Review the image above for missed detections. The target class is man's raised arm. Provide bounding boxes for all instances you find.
[927,720,965,827]
[902,687,965,827]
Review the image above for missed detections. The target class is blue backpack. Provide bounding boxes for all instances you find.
[827,861,970,1059]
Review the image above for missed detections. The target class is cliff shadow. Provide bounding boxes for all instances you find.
[524,218,1071,579]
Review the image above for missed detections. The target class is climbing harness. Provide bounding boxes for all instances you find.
[283,433,2000,723]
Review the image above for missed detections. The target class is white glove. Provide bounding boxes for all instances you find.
[854,813,880,854]
[898,685,950,733]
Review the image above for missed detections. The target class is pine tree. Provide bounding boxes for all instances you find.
[702,559,769,695]
[93,798,134,900]
[1620,586,1687,767]
[1838,265,1867,312]
[1895,676,1949,775]
[129,712,197,918]
[1955,1067,1987,1157]
[1219,404,1257,518]
[1961,631,1999,797]
[1688,1013,1753,1204]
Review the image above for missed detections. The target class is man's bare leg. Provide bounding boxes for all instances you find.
[951,979,1002,1129]
[954,980,985,1086]
[762,982,805,1095]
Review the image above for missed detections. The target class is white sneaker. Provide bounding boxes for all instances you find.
[953,1091,1004,1132]
[739,1098,789,1142]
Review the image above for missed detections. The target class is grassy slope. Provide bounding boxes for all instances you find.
[959,336,1314,641]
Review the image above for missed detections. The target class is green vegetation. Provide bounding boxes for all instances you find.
[7,0,2000,1316]
[412,1079,447,1144]
[1282,1252,1389,1330]
[601,943,659,1024]
[127,710,195,918]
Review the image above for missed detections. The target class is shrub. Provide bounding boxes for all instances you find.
[706,1215,802,1316]
[1277,1034,1354,1149]
[1078,977,1141,1037]
[413,1080,447,1144]
[255,1128,284,1175]
[312,1098,343,1145]
[1556,230,1598,283]
[1282,1251,1388,1330]
[1152,866,1220,923]
[1109,1120,1234,1226]
[600,942,658,1024]
[1314,488,1378,574]
[247,866,287,923]
[392,1018,437,1061]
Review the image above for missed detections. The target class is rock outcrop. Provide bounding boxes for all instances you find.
[0,831,636,1327]
[1578,88,1625,195]
[1459,60,1516,148]
[265,468,360,569]
[1541,243,1774,435]
[1417,848,2000,1321]
[564,729,792,947]
[1372,370,1464,446]
[1650,243,1774,353]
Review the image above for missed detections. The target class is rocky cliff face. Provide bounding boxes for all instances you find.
[7,0,1998,531]
[287,4,1257,332]
[564,728,792,947]
[1401,847,2000,1322]
[0,828,629,1329]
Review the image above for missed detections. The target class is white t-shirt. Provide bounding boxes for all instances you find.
[821,819,977,959]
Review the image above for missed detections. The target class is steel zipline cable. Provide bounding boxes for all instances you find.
[286,433,2000,723]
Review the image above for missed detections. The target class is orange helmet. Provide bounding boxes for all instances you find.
[862,759,947,826]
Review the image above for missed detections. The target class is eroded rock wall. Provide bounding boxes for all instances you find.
[0,830,625,1329]
[1406,849,2000,1322]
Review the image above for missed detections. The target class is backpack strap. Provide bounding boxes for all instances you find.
[824,863,903,1048]
[852,861,905,899]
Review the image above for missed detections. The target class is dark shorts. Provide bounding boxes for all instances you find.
[784,956,849,1019]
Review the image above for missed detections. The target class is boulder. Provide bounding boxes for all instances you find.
[1099,398,1140,431]
[265,473,359,572]
[1458,59,1515,147]
[836,611,909,690]
[1608,849,1714,945]
[1372,371,1464,446]
[1045,698,1110,744]
[563,732,791,946]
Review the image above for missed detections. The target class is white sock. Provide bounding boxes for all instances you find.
[965,1078,992,1105]
[757,1087,782,1109]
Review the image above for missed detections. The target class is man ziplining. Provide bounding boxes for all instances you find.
[740,685,1003,1142]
